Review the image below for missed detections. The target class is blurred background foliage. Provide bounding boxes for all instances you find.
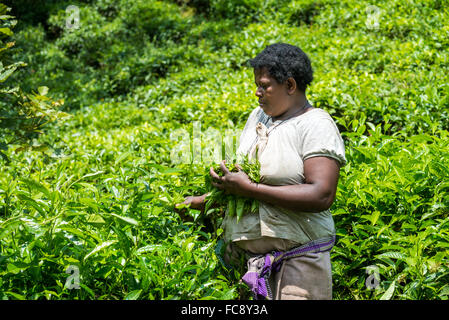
[0,0,448,300]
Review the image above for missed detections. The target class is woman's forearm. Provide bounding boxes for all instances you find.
[245,182,330,213]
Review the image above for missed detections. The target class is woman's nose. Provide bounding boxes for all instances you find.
[255,87,263,97]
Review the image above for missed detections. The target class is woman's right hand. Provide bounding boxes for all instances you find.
[175,193,208,212]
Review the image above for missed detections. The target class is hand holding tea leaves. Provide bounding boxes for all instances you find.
[209,161,254,197]
[175,194,208,212]
[204,156,261,222]
[176,155,260,223]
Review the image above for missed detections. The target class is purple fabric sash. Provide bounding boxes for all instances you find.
[241,235,336,300]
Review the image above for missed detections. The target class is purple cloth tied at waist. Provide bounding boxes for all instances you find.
[241,235,336,300]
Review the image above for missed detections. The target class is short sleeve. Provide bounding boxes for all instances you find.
[301,117,347,167]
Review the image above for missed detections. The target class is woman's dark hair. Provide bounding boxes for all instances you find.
[249,43,313,92]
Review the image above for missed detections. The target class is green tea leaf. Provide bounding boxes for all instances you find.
[236,197,245,222]
[38,86,48,96]
[7,262,29,274]
[124,289,142,300]
[115,151,132,165]
[228,197,235,216]
[84,240,117,261]
[136,244,162,254]
[20,178,50,198]
[81,171,105,180]
[110,213,139,226]
[380,281,395,300]
[86,214,106,225]
[16,193,46,215]
[376,252,407,260]
[0,27,13,36]
[5,291,26,300]
[370,210,381,226]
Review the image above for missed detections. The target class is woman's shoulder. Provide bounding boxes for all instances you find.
[293,107,335,124]
[292,107,342,135]
[303,107,331,117]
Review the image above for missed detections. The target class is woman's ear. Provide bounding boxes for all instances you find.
[286,77,297,95]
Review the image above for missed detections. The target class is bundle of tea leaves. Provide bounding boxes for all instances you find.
[204,155,260,222]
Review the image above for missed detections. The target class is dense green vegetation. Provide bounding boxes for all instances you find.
[0,0,448,300]
[0,3,65,162]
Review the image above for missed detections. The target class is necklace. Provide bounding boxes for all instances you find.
[264,100,312,133]
[268,101,312,131]
[247,101,313,157]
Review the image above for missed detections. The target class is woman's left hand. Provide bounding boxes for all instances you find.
[210,160,255,197]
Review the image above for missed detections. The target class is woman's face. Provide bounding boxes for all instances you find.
[254,68,290,118]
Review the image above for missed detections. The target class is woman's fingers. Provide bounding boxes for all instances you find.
[211,181,225,189]
[210,167,222,182]
[219,160,230,174]
[176,195,206,210]
[210,161,240,192]
[175,196,191,208]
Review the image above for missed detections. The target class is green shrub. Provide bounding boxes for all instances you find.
[2,0,449,300]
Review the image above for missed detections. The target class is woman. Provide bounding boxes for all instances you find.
[177,43,346,300]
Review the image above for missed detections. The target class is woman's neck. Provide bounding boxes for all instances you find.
[272,96,310,122]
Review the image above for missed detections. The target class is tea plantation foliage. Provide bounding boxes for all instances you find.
[1,0,448,300]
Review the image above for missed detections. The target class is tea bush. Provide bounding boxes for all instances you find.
[1,0,448,300]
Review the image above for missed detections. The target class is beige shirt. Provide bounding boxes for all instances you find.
[222,106,347,245]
